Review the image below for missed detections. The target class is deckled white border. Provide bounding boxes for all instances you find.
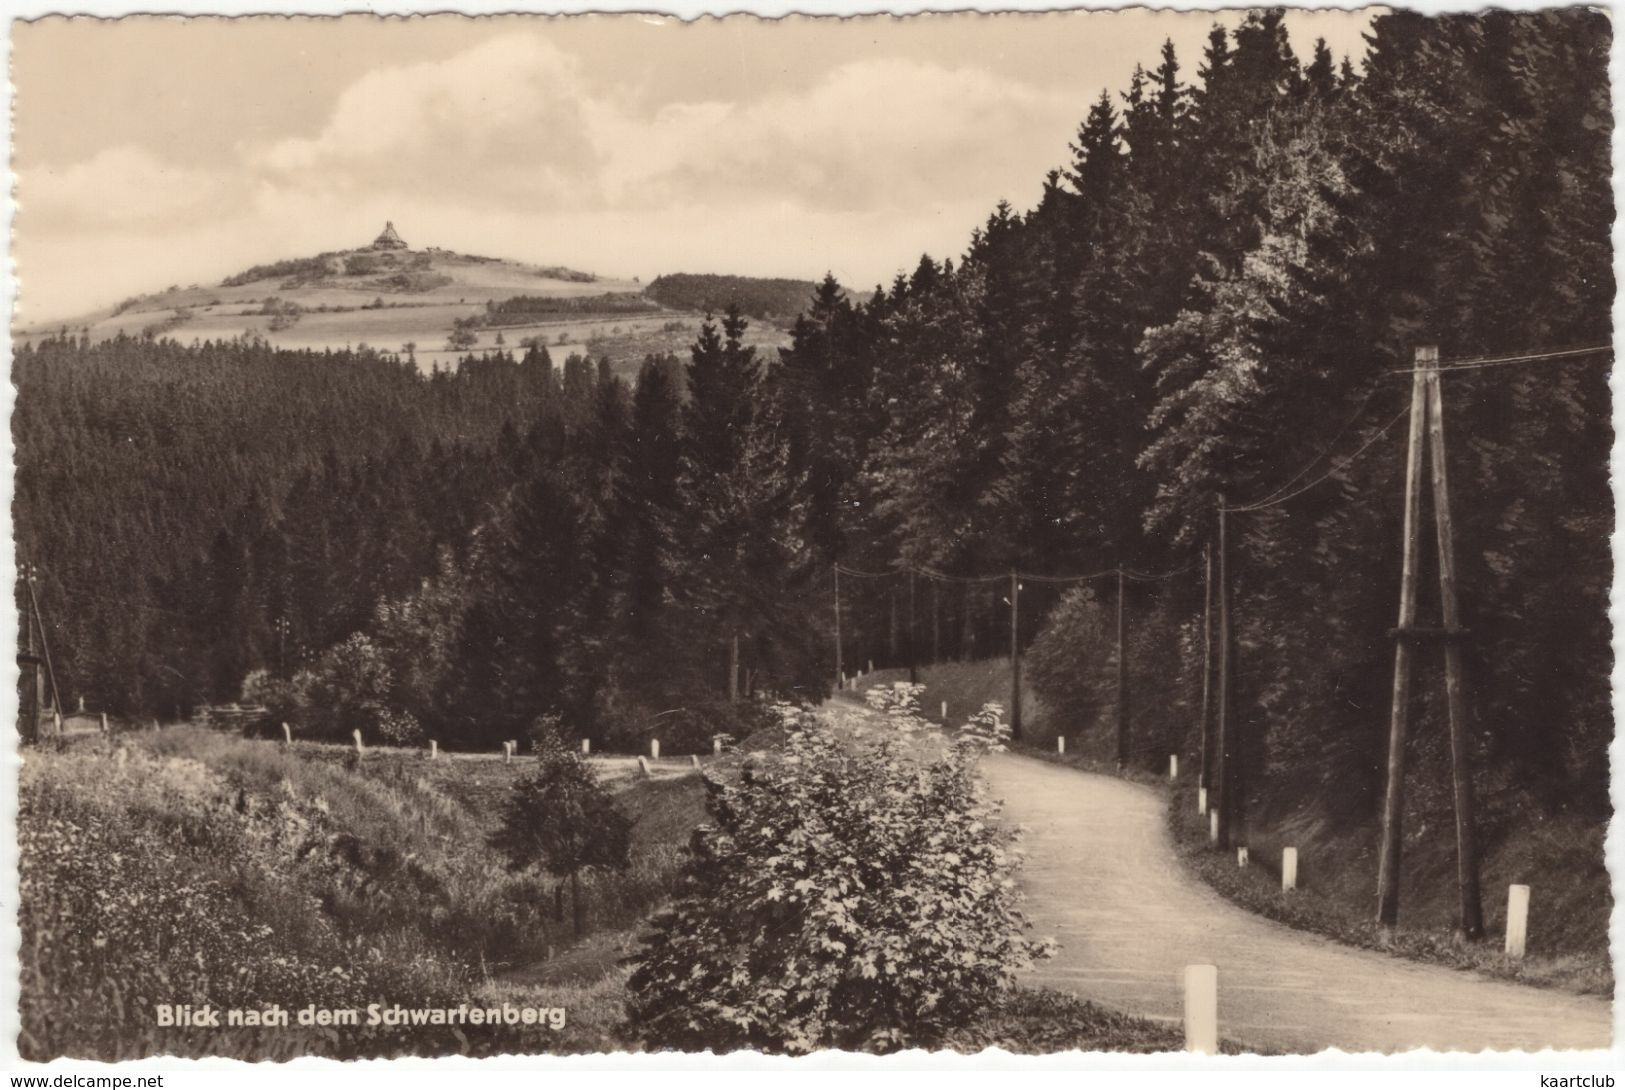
[1,0,1618,1076]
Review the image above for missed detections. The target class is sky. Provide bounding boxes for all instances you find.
[13,10,1379,323]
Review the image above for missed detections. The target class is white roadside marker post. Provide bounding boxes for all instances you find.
[1282,848,1298,891]
[1057,736,1066,754]
[503,741,512,763]
[651,739,660,761]
[101,712,109,735]
[1209,809,1219,843]
[352,729,364,757]
[1505,884,1531,958]
[581,738,591,756]
[690,754,701,770]
[429,739,438,760]
[941,701,948,721]
[637,756,651,777]
[713,736,722,756]
[1237,847,1249,867]
[1183,964,1218,1055]
[282,722,292,746]
[1169,754,1178,781]
[1198,787,1208,815]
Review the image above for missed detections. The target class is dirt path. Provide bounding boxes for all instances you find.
[981,751,1613,1054]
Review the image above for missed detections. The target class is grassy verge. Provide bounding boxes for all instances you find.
[1167,787,1611,997]
[19,728,708,1060]
[941,987,1196,1054]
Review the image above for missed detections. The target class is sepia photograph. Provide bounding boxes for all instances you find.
[5,4,1616,1065]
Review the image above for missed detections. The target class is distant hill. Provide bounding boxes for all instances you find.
[17,227,807,375]
[645,273,818,324]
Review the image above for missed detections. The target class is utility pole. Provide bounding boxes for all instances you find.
[1009,571,1022,740]
[888,587,898,664]
[1377,346,1432,927]
[1425,354,1486,940]
[962,582,975,662]
[17,562,41,745]
[832,565,843,690]
[728,632,740,704]
[1199,542,1214,795]
[275,616,291,681]
[931,581,941,666]
[908,569,918,685]
[1214,499,1235,849]
[1116,568,1129,769]
[24,564,61,724]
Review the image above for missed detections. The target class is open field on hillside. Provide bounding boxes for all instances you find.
[15,245,798,381]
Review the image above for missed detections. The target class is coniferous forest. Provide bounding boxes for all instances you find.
[15,4,1612,838]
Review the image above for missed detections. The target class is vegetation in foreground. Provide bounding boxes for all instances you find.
[626,701,1055,1053]
[22,704,1183,1058]
[18,727,705,1060]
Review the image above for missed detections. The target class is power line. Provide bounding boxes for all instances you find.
[1225,341,1607,514]
[1224,404,1411,514]
[1235,384,1387,511]
[839,560,1191,587]
[832,563,897,580]
[1122,562,1199,582]
[1390,343,1613,374]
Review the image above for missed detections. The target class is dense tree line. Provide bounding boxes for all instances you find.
[777,8,1612,826]
[15,314,819,750]
[13,334,564,719]
[16,10,1611,833]
[644,274,818,323]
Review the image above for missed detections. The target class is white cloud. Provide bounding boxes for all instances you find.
[43,34,1077,230]
[22,145,237,231]
[619,58,1076,212]
[256,36,609,208]
[18,33,1085,319]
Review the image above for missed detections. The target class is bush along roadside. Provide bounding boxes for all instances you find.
[1165,786,1611,998]
[624,719,1060,1053]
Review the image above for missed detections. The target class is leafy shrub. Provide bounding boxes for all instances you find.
[375,707,425,746]
[960,701,1011,751]
[302,634,392,742]
[240,668,309,732]
[625,727,1052,1053]
[864,681,934,734]
[489,733,632,935]
[527,712,566,753]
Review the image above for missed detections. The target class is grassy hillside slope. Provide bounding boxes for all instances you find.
[18,247,796,378]
[19,728,707,1060]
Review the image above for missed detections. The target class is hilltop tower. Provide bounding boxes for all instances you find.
[371,221,407,251]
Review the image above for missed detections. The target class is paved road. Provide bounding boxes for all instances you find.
[981,751,1614,1054]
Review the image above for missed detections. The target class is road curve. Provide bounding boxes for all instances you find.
[981,751,1614,1054]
